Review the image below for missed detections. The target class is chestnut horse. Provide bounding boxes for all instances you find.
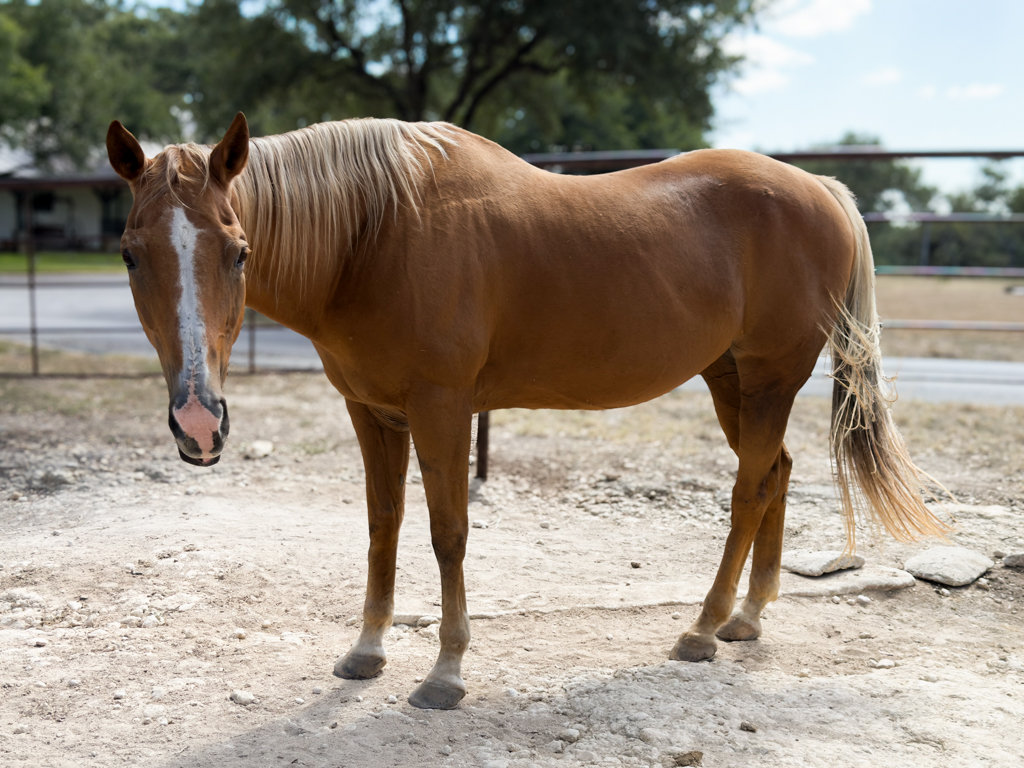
[106,113,948,709]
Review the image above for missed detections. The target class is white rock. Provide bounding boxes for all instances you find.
[113,689,126,700]
[558,728,580,743]
[1004,553,1024,568]
[416,615,440,627]
[232,629,247,639]
[312,687,322,695]
[151,686,166,700]
[439,744,453,755]
[471,520,488,529]
[140,616,159,629]
[921,673,939,682]
[387,695,398,704]
[856,595,872,606]
[13,724,28,734]
[32,637,47,647]
[781,549,865,577]
[872,659,896,669]
[68,678,81,687]
[245,440,274,459]
[830,596,841,604]
[345,616,358,626]
[545,740,565,753]
[295,697,305,704]
[230,690,255,706]
[904,546,993,586]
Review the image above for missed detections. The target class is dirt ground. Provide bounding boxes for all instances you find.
[1,373,1023,768]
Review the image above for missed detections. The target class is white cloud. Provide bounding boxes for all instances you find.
[945,84,1004,100]
[723,33,814,94]
[918,84,938,99]
[862,66,902,86]
[766,0,873,38]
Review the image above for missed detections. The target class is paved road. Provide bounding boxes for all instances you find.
[3,274,1024,404]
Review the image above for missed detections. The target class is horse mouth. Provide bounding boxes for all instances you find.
[178,448,221,467]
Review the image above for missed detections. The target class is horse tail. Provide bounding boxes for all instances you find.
[816,176,952,550]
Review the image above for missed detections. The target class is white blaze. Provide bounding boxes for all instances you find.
[170,207,207,387]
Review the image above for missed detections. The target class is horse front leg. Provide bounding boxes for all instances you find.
[405,389,474,709]
[334,400,410,680]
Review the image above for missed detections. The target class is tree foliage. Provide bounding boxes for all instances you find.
[182,0,755,151]
[0,0,186,169]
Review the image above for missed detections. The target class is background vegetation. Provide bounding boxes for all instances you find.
[2,0,1023,266]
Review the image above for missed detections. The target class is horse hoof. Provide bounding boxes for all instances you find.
[333,650,386,679]
[407,678,467,710]
[669,633,717,662]
[716,613,762,641]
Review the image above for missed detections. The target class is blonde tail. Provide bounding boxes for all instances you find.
[817,176,952,550]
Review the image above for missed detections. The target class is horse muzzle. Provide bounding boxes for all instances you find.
[168,392,229,467]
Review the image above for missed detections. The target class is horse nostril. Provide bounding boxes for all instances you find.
[219,399,230,438]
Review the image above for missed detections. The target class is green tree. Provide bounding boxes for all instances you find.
[0,11,50,141]
[0,0,186,169]
[791,133,937,214]
[183,0,755,150]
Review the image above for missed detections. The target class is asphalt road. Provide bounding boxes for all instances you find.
[3,274,1024,405]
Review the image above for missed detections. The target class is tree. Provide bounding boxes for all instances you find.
[0,0,186,169]
[0,11,50,144]
[791,133,936,214]
[183,0,755,150]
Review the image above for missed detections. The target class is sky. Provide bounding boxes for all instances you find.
[712,0,1024,193]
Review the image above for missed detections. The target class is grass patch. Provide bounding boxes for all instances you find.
[0,252,123,273]
[0,339,161,377]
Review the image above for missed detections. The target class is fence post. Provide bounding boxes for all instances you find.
[246,308,256,374]
[475,411,489,481]
[23,193,39,376]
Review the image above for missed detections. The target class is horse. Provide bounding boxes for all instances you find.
[105,112,949,709]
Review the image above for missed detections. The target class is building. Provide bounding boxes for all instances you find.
[0,154,131,253]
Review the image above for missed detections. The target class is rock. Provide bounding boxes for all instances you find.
[539,520,550,529]
[232,629,247,639]
[345,616,358,626]
[439,744,452,755]
[739,722,757,733]
[859,632,874,639]
[387,695,398,704]
[904,546,993,586]
[667,750,704,767]
[230,690,255,706]
[13,724,29,734]
[471,519,488,529]
[640,727,670,745]
[671,612,681,620]
[831,596,841,604]
[245,440,274,459]
[68,679,81,687]
[33,637,47,647]
[113,689,126,700]
[141,616,159,629]
[856,595,872,606]
[416,615,439,627]
[558,728,580,743]
[798,669,811,678]
[781,550,865,577]
[921,673,939,682]
[871,659,896,669]
[312,687,322,695]
[631,561,642,569]
[1004,553,1024,568]
[151,686,166,700]
[939,588,951,597]
[782,565,914,597]
[544,740,565,753]
[295,697,305,704]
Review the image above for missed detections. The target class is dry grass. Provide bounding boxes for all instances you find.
[0,340,162,377]
[876,275,1024,361]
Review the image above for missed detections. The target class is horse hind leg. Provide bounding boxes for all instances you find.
[716,444,791,641]
[695,351,791,640]
[671,355,799,662]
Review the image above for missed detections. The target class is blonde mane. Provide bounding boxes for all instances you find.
[140,118,456,287]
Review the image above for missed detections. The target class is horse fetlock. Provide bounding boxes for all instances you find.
[333,646,387,680]
[669,631,718,662]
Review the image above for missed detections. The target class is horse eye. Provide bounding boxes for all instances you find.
[122,250,137,270]
[236,246,250,267]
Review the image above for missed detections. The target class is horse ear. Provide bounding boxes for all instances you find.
[210,112,250,186]
[106,121,147,183]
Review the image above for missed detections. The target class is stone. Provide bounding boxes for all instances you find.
[781,549,865,577]
[904,546,993,587]
[312,687,322,695]
[668,750,704,767]
[295,697,305,704]
[416,615,440,627]
[544,740,565,753]
[558,728,580,743]
[245,440,274,459]
[33,637,47,647]
[472,520,488,529]
[13,724,29,735]
[387,695,398,704]
[739,722,757,733]
[439,744,452,755]
[151,686,166,700]
[856,595,872,606]
[631,561,642,569]
[68,678,81,687]
[831,596,841,604]
[871,659,896,669]
[921,673,939,682]
[1004,553,1024,568]
[140,616,159,629]
[232,629,247,639]
[230,690,255,706]
[781,565,914,597]
[113,689,126,700]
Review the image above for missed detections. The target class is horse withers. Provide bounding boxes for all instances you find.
[106,113,949,709]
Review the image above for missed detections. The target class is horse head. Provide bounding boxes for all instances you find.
[106,113,251,466]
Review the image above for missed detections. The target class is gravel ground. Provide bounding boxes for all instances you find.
[1,374,1023,767]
